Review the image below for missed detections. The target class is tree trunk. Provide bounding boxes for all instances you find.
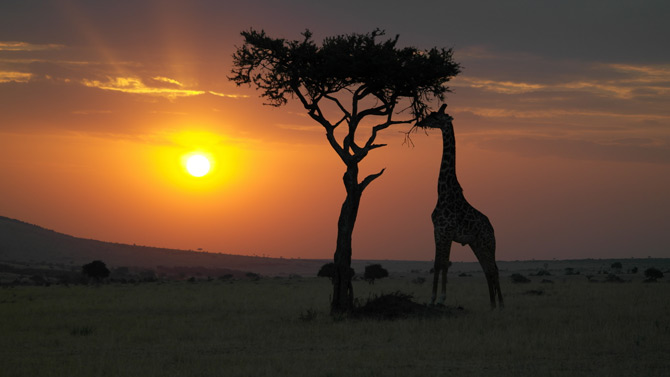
[331,164,362,314]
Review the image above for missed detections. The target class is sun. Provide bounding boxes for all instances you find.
[185,154,211,177]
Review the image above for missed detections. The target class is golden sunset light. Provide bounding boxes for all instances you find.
[185,153,211,177]
[0,1,668,264]
[1,1,669,374]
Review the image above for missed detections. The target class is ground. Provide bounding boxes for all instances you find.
[1,266,669,376]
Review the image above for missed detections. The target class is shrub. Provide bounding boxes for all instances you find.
[317,263,355,281]
[364,264,389,284]
[219,274,233,281]
[535,269,551,276]
[351,292,445,320]
[245,272,260,281]
[82,260,110,282]
[611,262,623,270]
[139,269,157,282]
[564,267,579,275]
[510,273,530,283]
[317,263,336,279]
[411,276,426,285]
[605,273,624,283]
[644,268,664,281]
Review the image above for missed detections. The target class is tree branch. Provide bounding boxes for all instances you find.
[360,168,386,191]
[324,94,352,121]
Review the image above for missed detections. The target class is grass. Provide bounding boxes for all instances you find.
[1,275,669,376]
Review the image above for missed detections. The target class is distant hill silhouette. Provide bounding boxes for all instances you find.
[0,216,325,276]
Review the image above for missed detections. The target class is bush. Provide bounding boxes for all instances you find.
[605,273,624,283]
[82,260,110,282]
[644,268,664,281]
[564,267,579,275]
[219,274,234,281]
[364,264,389,284]
[611,262,623,270]
[317,263,336,279]
[510,273,530,283]
[317,263,355,281]
[245,272,260,281]
[411,276,426,285]
[352,292,448,320]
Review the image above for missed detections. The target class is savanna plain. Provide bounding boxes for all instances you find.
[1,268,669,377]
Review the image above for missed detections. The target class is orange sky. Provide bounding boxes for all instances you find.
[1,1,669,261]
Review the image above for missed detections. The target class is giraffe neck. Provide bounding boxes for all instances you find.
[437,124,462,198]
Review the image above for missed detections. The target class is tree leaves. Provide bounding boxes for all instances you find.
[229,29,461,120]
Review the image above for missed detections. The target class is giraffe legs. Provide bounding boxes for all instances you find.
[431,230,452,306]
[471,243,503,309]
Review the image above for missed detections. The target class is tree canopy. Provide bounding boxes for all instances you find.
[82,260,110,281]
[230,28,460,132]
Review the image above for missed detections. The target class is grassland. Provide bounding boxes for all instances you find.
[1,273,669,377]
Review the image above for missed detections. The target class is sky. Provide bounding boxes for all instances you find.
[1,0,669,262]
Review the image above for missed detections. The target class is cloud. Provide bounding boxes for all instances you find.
[0,41,64,52]
[152,76,184,87]
[0,71,33,83]
[477,136,670,165]
[456,106,670,122]
[208,91,249,99]
[456,77,545,94]
[81,76,205,98]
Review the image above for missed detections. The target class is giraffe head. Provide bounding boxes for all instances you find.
[415,104,453,130]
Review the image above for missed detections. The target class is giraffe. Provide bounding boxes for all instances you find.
[416,104,504,309]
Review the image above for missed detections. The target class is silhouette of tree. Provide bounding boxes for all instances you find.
[317,262,336,279]
[364,264,389,284]
[230,29,460,313]
[82,260,110,282]
[644,267,664,281]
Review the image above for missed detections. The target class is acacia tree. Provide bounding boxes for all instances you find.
[230,29,460,313]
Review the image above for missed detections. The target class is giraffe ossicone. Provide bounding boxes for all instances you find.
[416,105,504,309]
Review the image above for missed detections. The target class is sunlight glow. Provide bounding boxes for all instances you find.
[186,154,211,177]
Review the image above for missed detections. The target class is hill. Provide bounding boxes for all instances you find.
[0,216,326,277]
[2,216,667,281]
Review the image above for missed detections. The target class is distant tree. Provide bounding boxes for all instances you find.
[246,272,260,281]
[644,267,664,281]
[317,262,336,279]
[139,269,157,282]
[364,264,389,284]
[510,273,531,284]
[82,260,110,282]
[318,262,355,282]
[230,29,460,313]
[219,274,234,281]
[611,262,623,271]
